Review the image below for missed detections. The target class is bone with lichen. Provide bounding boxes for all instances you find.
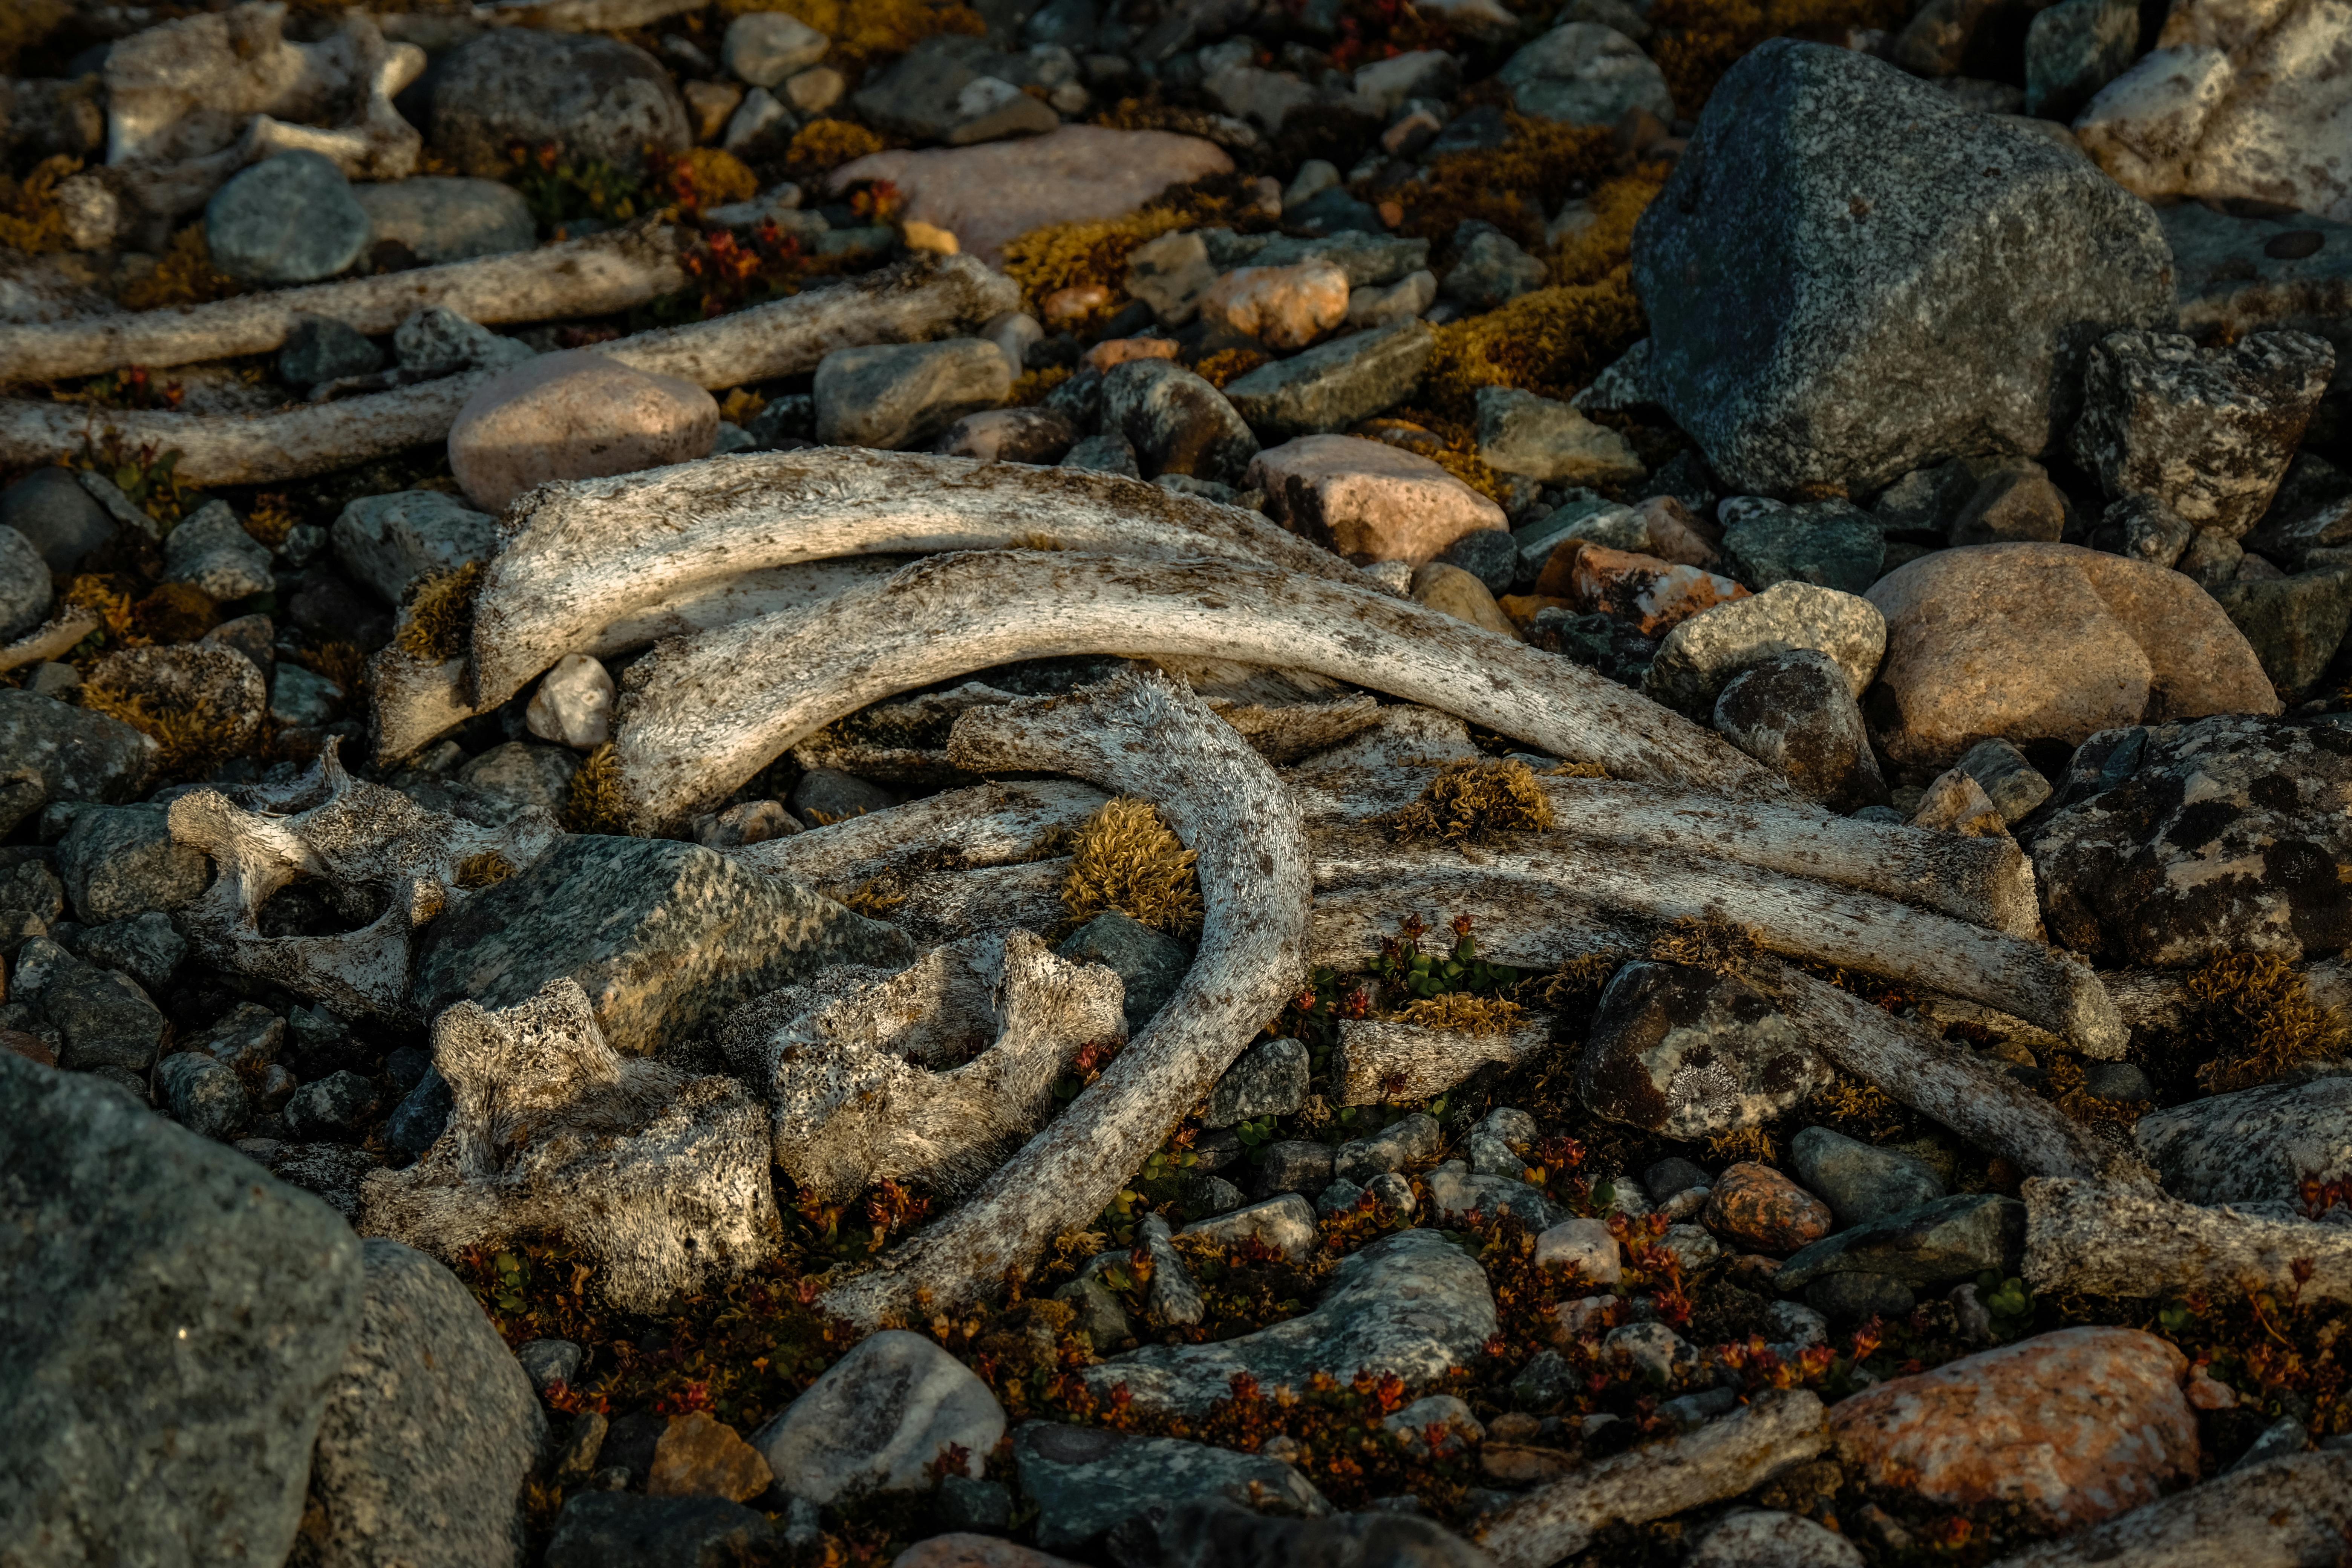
[166,740,558,1020]
[2022,1177,2352,1305]
[716,930,1126,1203]
[1331,1016,1560,1105]
[0,607,102,676]
[360,977,778,1312]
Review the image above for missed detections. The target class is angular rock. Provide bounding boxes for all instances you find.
[1689,1509,1864,1568]
[815,338,1013,452]
[1203,1036,1309,1128]
[1055,910,1190,1034]
[2164,205,2352,411]
[1250,434,1506,565]
[1536,540,1749,637]
[1631,41,2175,495]
[0,524,51,643]
[1179,1194,1320,1265]
[526,653,614,750]
[2024,0,2141,121]
[1501,21,1675,126]
[395,307,533,380]
[1776,1193,2026,1292]
[1989,1451,2352,1566]
[542,1492,776,1568]
[332,490,498,605]
[1864,544,2280,771]
[1098,358,1257,486]
[1912,767,2007,837]
[2211,565,2352,696]
[1579,959,1832,1138]
[1199,260,1350,351]
[935,407,1077,465]
[1789,1124,1946,1229]
[1536,1217,1622,1285]
[1014,1423,1328,1557]
[157,1047,250,1141]
[161,500,273,603]
[1948,460,2070,548]
[1830,1328,2197,1527]
[752,1330,1003,1505]
[429,30,688,178]
[353,176,536,265]
[17,936,169,1073]
[455,741,580,817]
[1332,1113,1443,1185]
[1441,223,1548,312]
[451,351,718,514]
[1954,737,2053,824]
[1713,649,1888,812]
[1704,1162,1834,1254]
[1475,386,1644,487]
[2135,1075,2352,1207]
[1220,318,1433,439]
[1157,1501,1491,1568]
[1644,579,1886,714]
[0,1052,364,1568]
[1125,229,1217,326]
[1719,499,1885,595]
[57,803,209,925]
[205,150,372,286]
[1257,1139,1335,1198]
[279,314,385,389]
[78,910,187,995]
[722,12,827,89]
[1412,561,1518,639]
[1425,1161,1560,1230]
[647,1411,773,1503]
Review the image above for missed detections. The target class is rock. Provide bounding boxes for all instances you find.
[1831,1327,2196,1527]
[1125,230,1217,326]
[278,314,384,389]
[647,1411,773,1503]
[1643,580,1886,715]
[1606,1320,1698,1383]
[1440,527,1521,597]
[1474,387,1643,487]
[332,490,498,605]
[1257,1139,1335,1198]
[2073,0,2352,227]
[1098,359,1257,486]
[2211,565,2352,696]
[1441,223,1549,313]
[353,177,537,265]
[78,910,187,995]
[1911,767,2007,837]
[1689,1508,1865,1568]
[14,936,168,1073]
[450,351,719,514]
[1579,959,1833,1138]
[721,12,826,88]
[2070,330,2335,539]
[1332,1113,1444,1185]
[162,499,273,603]
[1948,460,2070,547]
[750,1329,1004,1505]
[1198,260,1350,350]
[830,126,1232,265]
[892,1537,1084,1568]
[1410,562,1518,639]
[1704,1162,1834,1253]
[1424,1161,1560,1230]
[936,407,1077,464]
[1789,1125,1946,1228]
[158,1048,250,1140]
[1645,1156,1712,1200]
[1203,1037,1309,1128]
[304,1238,545,1568]
[413,836,913,1056]
[515,1338,582,1394]
[1251,434,1506,566]
[2024,0,2141,120]
[1061,433,1141,478]
[383,1069,455,1161]
[205,150,371,286]
[2163,206,2352,418]
[0,518,51,642]
[456,741,580,817]
[1775,1193,2026,1292]
[1501,21,1675,126]
[1953,737,2052,824]
[1055,910,1190,1034]
[789,767,894,824]
[0,469,113,576]
[429,30,688,178]
[1718,499,1885,595]
[1221,319,1433,439]
[1346,268,1438,330]
[1179,1194,1319,1263]
[1536,540,1750,637]
[543,1492,777,1568]
[2134,1076,2352,1207]
[526,654,614,751]
[1713,649,1888,812]
[1014,1423,1328,1557]
[1535,1217,1621,1285]
[721,86,790,152]
[0,1050,364,1568]
[814,338,1012,452]
[1863,544,2280,771]
[1156,1501,1493,1568]
[1631,41,2174,496]
[57,802,207,924]
[395,307,533,379]
[285,1070,376,1141]
[2030,714,2352,965]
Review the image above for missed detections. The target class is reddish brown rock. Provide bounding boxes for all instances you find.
[1703,1162,1834,1253]
[2,1028,55,1067]
[1536,540,1750,636]
[1248,433,1507,566]
[1082,337,1180,373]
[1198,260,1351,350]
[1831,1327,2197,1527]
[645,1411,774,1503]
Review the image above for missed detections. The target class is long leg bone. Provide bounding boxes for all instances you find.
[610,551,1795,835]
[0,608,102,676]
[0,254,1018,486]
[732,779,1111,888]
[818,670,1310,1329]
[2023,1178,2352,1305]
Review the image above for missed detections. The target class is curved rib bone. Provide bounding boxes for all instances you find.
[819,669,1311,1329]
[611,550,1793,835]
[0,253,1018,486]
[2023,1178,2352,1305]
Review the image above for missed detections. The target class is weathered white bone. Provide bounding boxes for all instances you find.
[610,551,1794,835]
[1331,1016,1560,1105]
[1476,1390,1830,1568]
[1985,1451,2352,1567]
[717,929,1126,1202]
[819,670,1310,1329]
[166,740,558,1019]
[0,254,1018,486]
[732,779,1111,889]
[0,607,101,675]
[0,223,689,386]
[1306,881,1640,974]
[360,977,778,1313]
[884,861,1074,949]
[2023,1178,2352,1305]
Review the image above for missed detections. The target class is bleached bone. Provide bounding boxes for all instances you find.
[2023,1178,2352,1305]
[0,607,101,675]
[165,740,558,1020]
[717,930,1126,1202]
[359,977,777,1312]
[733,779,1112,888]
[0,223,688,386]
[1306,882,1641,974]
[1986,1452,2352,1567]
[1331,1016,1561,1105]
[819,670,1310,1329]
[610,551,1794,835]
[0,254,1018,486]
[1477,1390,1830,1568]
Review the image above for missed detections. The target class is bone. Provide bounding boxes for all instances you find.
[2022,1178,2352,1305]
[165,740,559,1019]
[1984,1451,2352,1568]
[732,779,1112,888]
[1331,1016,1560,1105]
[359,977,778,1313]
[1476,1390,1831,1568]
[818,670,1310,1329]
[0,223,689,386]
[1306,881,1641,974]
[0,607,101,675]
[609,550,1795,835]
[717,930,1126,1202]
[0,254,1019,487]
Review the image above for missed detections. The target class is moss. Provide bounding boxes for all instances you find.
[79,663,248,780]
[649,147,760,213]
[453,850,516,890]
[1000,207,1196,313]
[1391,992,1529,1037]
[119,227,240,312]
[1397,115,1617,254]
[394,562,483,665]
[720,0,985,75]
[832,877,909,917]
[562,744,630,836]
[0,155,81,254]
[718,388,766,426]
[1059,796,1204,940]
[61,574,144,652]
[2174,951,2348,1096]
[782,119,888,178]
[1548,761,1611,778]
[1378,758,1556,844]
[2041,1052,2147,1126]
[243,493,299,548]
[132,582,218,644]
[1193,348,1269,388]
[1646,0,1909,113]
[1550,170,1669,288]
[1355,413,1513,507]
[1416,270,1647,424]
[1647,913,1762,975]
[1006,365,1072,406]
[0,0,70,76]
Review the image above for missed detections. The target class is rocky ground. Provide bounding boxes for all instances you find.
[4,0,2352,1565]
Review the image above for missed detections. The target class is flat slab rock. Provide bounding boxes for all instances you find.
[1013,1422,1328,1557]
[1077,1228,1496,1416]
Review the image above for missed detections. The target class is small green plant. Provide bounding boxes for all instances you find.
[73,432,187,527]
[1375,913,1523,1001]
[506,139,648,234]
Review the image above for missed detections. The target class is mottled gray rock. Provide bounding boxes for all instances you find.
[285,1070,376,1141]
[2135,1075,2352,1207]
[750,1330,1004,1504]
[304,1239,544,1568]
[1713,649,1888,812]
[394,307,533,379]
[1059,910,1191,1034]
[814,338,1012,451]
[1473,384,1643,486]
[1179,1194,1320,1263]
[271,663,344,730]
[2243,456,2352,569]
[1015,1422,1329,1557]
[1204,1036,1309,1127]
[0,521,51,639]
[1807,1271,1916,1319]
[1579,959,1833,1137]
[2211,565,2352,696]
[1948,459,2070,548]
[57,802,209,924]
[75,910,185,995]
[1719,498,1885,594]
[188,1004,284,1081]
[382,1070,454,1161]
[2024,0,2141,122]
[0,469,113,575]
[1100,358,1259,485]
[0,1050,364,1568]
[333,491,499,605]
[1500,21,1674,126]
[353,177,538,265]
[157,1048,248,1141]
[1424,1161,1560,1230]
[1606,1320,1698,1384]
[455,741,579,818]
[2070,329,2335,538]
[853,34,1048,144]
[1209,230,1430,288]
[1158,1498,1494,1568]
[1258,1139,1335,1198]
[1062,431,1142,478]
[205,150,371,286]
[428,31,689,178]
[1788,1124,1946,1229]
[934,405,1078,464]
[1222,318,1433,439]
[1775,1193,2025,1292]
[1631,41,2174,496]
[1441,223,1548,312]
[1644,579,1885,716]
[2030,714,2352,966]
[413,836,913,1054]
[15,935,168,1073]
[1691,1508,1866,1568]
[723,12,827,89]
[1954,737,2052,824]
[788,766,893,824]
[1332,1112,1442,1185]
[515,1339,582,1395]
[278,314,384,389]
[542,1493,775,1568]
[1441,527,1520,596]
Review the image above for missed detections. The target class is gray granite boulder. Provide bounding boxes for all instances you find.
[0,522,50,640]
[813,338,1013,451]
[1203,1035,1309,1128]
[0,1052,364,1568]
[1579,959,1833,1137]
[1631,40,2175,496]
[0,691,155,837]
[1500,21,1674,126]
[1100,358,1259,486]
[1644,579,1886,714]
[428,30,689,178]
[1719,498,1885,594]
[751,1329,1003,1505]
[2134,1075,2352,1207]
[157,1049,248,1141]
[1015,1422,1328,1557]
[1713,649,1889,812]
[2211,565,2352,697]
[12,935,168,1073]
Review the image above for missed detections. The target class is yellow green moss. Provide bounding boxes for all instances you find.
[1379,759,1556,844]
[1647,0,1910,112]
[1398,114,1617,253]
[395,562,484,665]
[1417,270,1648,424]
[0,155,81,254]
[2178,951,2348,1095]
[79,664,249,780]
[1391,992,1529,1036]
[1648,913,1763,975]
[1000,207,1196,313]
[562,744,629,835]
[1550,170,1669,288]
[1060,796,1204,940]
[782,119,888,177]
[719,0,984,75]
[119,227,241,311]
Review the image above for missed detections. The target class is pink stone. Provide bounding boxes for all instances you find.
[1083,337,1181,372]
[1248,433,1507,567]
[448,350,718,514]
[1198,260,1351,349]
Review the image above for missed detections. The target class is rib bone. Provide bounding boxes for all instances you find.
[2023,1178,2352,1305]
[818,669,1310,1329]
